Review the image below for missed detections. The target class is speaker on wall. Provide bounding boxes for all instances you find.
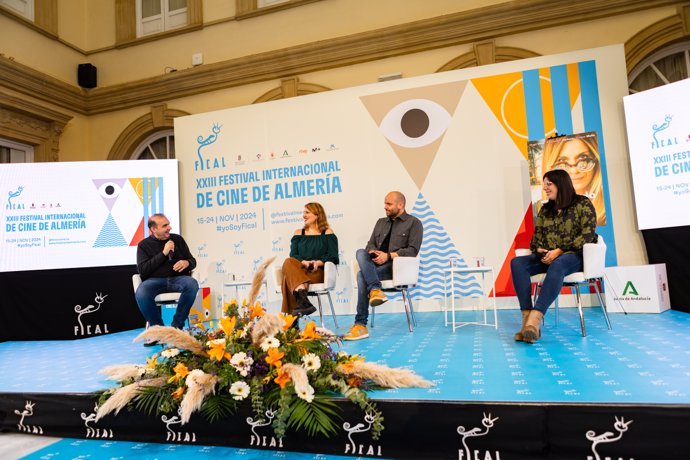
[77,63,97,89]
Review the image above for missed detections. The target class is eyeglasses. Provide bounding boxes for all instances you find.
[551,156,597,173]
[543,180,554,187]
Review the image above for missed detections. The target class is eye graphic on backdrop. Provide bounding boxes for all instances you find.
[379,99,452,149]
[97,182,122,199]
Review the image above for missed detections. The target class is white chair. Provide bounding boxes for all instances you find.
[353,256,420,332]
[274,261,339,328]
[132,274,182,327]
[515,236,611,336]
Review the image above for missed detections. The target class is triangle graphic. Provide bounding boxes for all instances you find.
[93,213,127,248]
[92,178,127,212]
[130,217,146,246]
[129,178,145,204]
[410,192,482,299]
[494,203,535,297]
[360,81,468,188]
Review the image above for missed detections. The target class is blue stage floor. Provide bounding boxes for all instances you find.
[2,308,690,405]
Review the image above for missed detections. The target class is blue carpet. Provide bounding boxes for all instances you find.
[21,438,381,459]
[2,309,690,404]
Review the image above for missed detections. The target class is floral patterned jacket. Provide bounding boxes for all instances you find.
[530,194,598,254]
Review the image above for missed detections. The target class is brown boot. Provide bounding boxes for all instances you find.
[514,310,531,342]
[523,310,544,343]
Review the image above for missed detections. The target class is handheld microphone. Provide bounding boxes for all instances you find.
[168,248,174,260]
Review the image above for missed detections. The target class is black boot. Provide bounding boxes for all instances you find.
[293,289,316,317]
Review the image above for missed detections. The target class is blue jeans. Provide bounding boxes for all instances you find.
[354,249,392,326]
[510,252,583,314]
[135,276,199,328]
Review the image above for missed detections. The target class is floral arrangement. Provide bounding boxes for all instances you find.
[96,259,431,439]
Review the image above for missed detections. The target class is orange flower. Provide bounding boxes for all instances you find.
[347,376,363,388]
[167,362,190,384]
[208,339,231,362]
[146,356,158,369]
[340,356,365,373]
[265,347,284,368]
[281,313,297,331]
[274,368,291,389]
[172,387,185,399]
[299,321,321,340]
[249,303,265,319]
[219,316,236,336]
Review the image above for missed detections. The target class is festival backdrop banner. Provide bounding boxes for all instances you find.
[0,159,180,272]
[175,45,626,315]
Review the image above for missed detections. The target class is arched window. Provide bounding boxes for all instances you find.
[628,41,690,93]
[132,129,175,160]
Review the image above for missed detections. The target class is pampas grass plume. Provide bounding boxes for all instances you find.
[337,361,433,388]
[135,326,206,356]
[95,376,166,421]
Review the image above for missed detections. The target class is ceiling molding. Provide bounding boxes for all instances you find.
[1,0,685,115]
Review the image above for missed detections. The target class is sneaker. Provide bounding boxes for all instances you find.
[368,289,388,307]
[143,339,159,347]
[343,324,369,341]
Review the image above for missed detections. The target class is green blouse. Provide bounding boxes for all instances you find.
[530,194,597,253]
[289,232,339,264]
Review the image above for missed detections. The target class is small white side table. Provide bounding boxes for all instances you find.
[222,280,268,307]
[443,266,498,332]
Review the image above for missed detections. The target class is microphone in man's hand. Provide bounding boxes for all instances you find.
[168,247,174,260]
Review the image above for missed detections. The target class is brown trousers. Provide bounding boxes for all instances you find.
[281,257,324,314]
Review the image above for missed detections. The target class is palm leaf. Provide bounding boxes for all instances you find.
[200,394,238,423]
[287,396,341,438]
[133,385,176,416]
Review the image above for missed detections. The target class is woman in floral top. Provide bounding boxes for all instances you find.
[511,169,597,343]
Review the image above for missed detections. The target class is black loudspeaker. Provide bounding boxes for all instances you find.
[77,63,97,89]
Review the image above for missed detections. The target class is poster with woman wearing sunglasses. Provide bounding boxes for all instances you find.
[528,131,606,226]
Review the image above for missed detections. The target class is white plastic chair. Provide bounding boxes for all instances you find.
[132,274,182,327]
[352,256,420,332]
[274,261,339,328]
[515,236,611,336]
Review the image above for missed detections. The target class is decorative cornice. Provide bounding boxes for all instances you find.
[0,56,86,113]
[1,0,685,116]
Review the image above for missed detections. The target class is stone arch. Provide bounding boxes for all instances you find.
[108,104,190,160]
[625,6,690,74]
[254,77,331,103]
[437,41,540,72]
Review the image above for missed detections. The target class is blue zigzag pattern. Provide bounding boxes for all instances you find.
[93,213,127,248]
[410,192,483,299]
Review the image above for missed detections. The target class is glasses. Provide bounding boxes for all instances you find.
[551,156,597,173]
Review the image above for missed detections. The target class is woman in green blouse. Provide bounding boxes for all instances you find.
[511,169,598,343]
[280,202,339,317]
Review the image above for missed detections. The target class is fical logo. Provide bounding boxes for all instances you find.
[456,413,501,460]
[81,403,114,438]
[586,416,633,460]
[195,122,227,171]
[342,412,381,457]
[162,408,197,443]
[74,293,110,337]
[15,400,43,434]
[651,115,678,149]
[247,408,284,449]
[6,185,25,210]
